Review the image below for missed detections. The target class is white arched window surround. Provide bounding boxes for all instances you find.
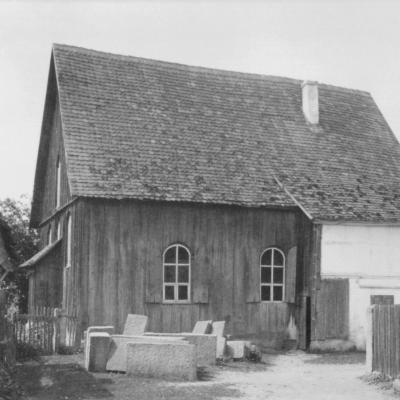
[163,244,191,303]
[260,247,285,302]
[55,156,61,209]
[47,225,52,245]
[56,218,62,240]
[66,213,72,268]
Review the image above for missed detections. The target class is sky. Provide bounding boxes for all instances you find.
[1,0,400,200]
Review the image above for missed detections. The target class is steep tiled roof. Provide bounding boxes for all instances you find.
[48,44,400,222]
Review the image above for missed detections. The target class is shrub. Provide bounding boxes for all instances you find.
[57,345,75,355]
[16,342,42,362]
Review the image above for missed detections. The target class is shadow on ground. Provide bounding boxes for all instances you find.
[15,355,246,400]
[304,351,366,365]
[17,362,112,399]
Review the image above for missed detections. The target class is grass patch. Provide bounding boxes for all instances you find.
[359,372,393,391]
[16,354,244,400]
[16,342,43,362]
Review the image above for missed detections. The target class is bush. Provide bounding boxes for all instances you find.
[15,342,42,362]
[57,345,75,355]
[0,362,25,399]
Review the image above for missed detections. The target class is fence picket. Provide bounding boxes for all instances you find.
[6,308,79,356]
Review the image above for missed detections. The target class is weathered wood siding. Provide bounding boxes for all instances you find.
[72,199,313,344]
[28,244,63,312]
[31,93,74,317]
[314,279,350,340]
[38,96,71,251]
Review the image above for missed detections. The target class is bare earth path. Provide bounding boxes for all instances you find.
[17,351,396,399]
[171,351,396,400]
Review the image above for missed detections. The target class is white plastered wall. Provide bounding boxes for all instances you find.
[321,224,400,349]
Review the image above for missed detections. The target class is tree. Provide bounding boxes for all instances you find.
[0,196,38,313]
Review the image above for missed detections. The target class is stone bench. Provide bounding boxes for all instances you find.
[144,332,217,366]
[106,335,187,372]
[126,342,196,381]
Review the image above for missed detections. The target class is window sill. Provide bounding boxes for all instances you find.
[162,300,191,305]
[260,300,284,304]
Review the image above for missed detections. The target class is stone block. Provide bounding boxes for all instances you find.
[106,335,186,372]
[144,332,217,365]
[216,337,226,358]
[192,320,212,334]
[226,340,251,359]
[86,332,111,372]
[210,321,226,337]
[123,314,149,336]
[393,379,400,392]
[84,326,115,369]
[126,342,196,381]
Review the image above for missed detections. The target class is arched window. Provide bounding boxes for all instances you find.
[56,219,62,240]
[163,244,190,303]
[55,156,61,208]
[66,214,72,268]
[260,248,285,302]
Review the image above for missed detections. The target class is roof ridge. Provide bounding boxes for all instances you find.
[52,43,370,96]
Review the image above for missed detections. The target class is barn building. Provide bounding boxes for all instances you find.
[22,44,400,350]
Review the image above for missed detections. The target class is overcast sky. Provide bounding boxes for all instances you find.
[1,0,400,200]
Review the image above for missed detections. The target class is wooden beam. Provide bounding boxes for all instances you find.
[38,198,78,228]
[273,176,313,221]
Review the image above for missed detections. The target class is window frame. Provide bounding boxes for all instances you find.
[66,214,72,268]
[47,225,52,245]
[163,244,191,304]
[56,219,62,240]
[260,247,285,303]
[55,156,61,209]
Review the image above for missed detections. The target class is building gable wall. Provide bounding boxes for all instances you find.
[68,199,314,346]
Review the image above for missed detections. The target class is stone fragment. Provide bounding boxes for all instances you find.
[216,337,226,358]
[84,326,115,369]
[144,332,217,365]
[393,379,400,392]
[106,335,186,372]
[126,342,196,381]
[226,340,251,359]
[210,321,226,337]
[122,314,149,336]
[192,320,212,334]
[86,332,111,372]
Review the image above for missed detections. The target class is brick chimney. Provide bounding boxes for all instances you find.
[301,81,319,125]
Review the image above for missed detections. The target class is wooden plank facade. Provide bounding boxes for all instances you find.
[39,198,319,346]
[27,105,352,347]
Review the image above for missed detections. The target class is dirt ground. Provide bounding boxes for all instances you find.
[15,350,397,400]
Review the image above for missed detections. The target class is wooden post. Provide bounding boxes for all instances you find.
[366,305,374,373]
[53,308,61,353]
[59,309,68,348]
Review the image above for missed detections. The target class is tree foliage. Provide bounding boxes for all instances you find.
[0,196,38,313]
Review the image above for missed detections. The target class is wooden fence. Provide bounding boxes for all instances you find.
[366,304,400,378]
[13,307,78,354]
[1,288,78,363]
